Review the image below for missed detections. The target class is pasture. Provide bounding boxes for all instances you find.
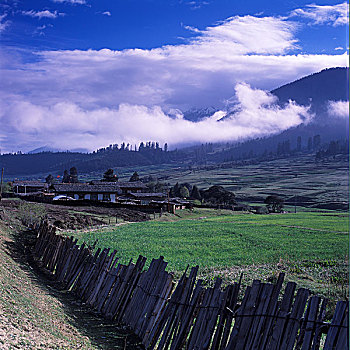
[68,209,349,304]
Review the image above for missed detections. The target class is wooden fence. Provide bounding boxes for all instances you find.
[32,221,348,349]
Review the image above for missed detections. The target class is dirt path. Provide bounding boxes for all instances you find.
[278,224,348,234]
[217,219,348,234]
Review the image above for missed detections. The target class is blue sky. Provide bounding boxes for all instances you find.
[0,1,348,152]
[1,1,348,52]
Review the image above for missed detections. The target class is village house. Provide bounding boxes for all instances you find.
[12,181,48,194]
[127,192,167,205]
[51,183,122,202]
[90,181,147,194]
[51,181,147,203]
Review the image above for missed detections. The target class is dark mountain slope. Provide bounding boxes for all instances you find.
[272,67,348,106]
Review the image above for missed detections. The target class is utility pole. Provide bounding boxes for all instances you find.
[0,168,4,201]
[294,174,298,213]
[167,188,170,213]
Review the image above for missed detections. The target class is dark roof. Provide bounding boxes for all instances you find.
[169,198,190,204]
[12,181,47,187]
[90,181,147,189]
[52,183,122,194]
[129,192,166,198]
[17,191,45,196]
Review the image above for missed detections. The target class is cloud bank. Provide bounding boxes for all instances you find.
[0,11,348,152]
[0,83,312,152]
[328,100,349,118]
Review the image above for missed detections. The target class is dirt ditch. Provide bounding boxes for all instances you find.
[1,199,150,230]
[0,201,144,349]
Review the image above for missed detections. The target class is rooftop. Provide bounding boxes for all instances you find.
[129,192,166,198]
[12,181,47,187]
[52,183,122,194]
[90,181,147,189]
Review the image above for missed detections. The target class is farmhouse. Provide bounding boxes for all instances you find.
[12,181,48,194]
[127,192,167,205]
[90,181,147,194]
[51,183,122,202]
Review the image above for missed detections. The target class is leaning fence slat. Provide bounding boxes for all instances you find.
[267,281,296,350]
[323,300,348,350]
[334,303,348,350]
[299,296,321,350]
[95,265,119,313]
[280,288,310,350]
[310,298,327,350]
[256,272,285,350]
[246,283,275,349]
[218,279,241,350]
[153,270,191,350]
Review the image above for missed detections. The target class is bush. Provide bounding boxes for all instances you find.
[255,206,269,214]
[18,202,47,226]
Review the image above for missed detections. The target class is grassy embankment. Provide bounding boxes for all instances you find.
[0,205,142,350]
[68,208,349,314]
[0,222,98,349]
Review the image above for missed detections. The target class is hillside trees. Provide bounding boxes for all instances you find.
[45,174,54,185]
[190,185,202,200]
[264,195,284,213]
[103,168,118,182]
[129,171,140,182]
[170,183,192,198]
[179,186,190,198]
[70,167,79,183]
[62,167,79,183]
[297,136,302,152]
[200,185,236,206]
[62,170,70,183]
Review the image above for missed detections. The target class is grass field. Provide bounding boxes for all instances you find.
[69,209,348,270]
[68,208,349,307]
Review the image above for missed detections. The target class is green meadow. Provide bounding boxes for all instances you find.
[70,210,348,271]
[63,207,348,310]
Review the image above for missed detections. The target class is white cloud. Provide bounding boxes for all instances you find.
[22,10,64,19]
[34,24,53,36]
[102,11,111,16]
[290,2,349,26]
[0,13,10,32]
[3,47,346,113]
[328,100,349,118]
[185,15,299,55]
[52,0,86,4]
[184,1,210,10]
[0,84,312,152]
